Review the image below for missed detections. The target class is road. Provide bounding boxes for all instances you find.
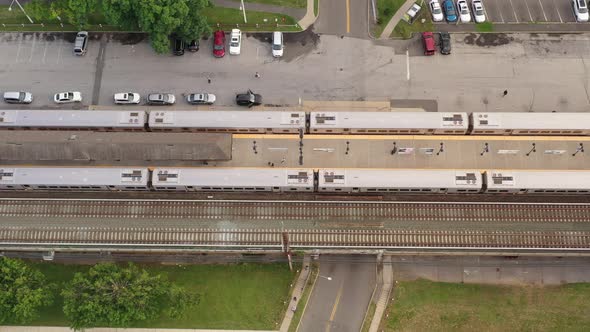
[299,255,375,332]
[314,0,369,38]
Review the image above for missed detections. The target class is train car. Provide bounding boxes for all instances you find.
[484,170,590,194]
[308,112,469,135]
[317,169,482,193]
[471,112,590,136]
[0,110,147,131]
[151,168,314,192]
[0,167,150,191]
[148,111,306,134]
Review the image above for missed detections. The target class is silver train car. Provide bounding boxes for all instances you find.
[0,167,589,194]
[317,169,482,193]
[485,170,590,194]
[309,112,469,135]
[152,168,314,192]
[148,111,306,134]
[471,112,590,136]
[0,167,149,191]
[0,110,147,131]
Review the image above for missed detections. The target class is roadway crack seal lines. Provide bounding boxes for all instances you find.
[325,281,344,332]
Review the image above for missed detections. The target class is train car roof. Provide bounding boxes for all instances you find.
[472,112,590,130]
[152,168,314,187]
[148,111,306,129]
[485,170,590,190]
[0,167,149,186]
[318,169,481,189]
[309,112,468,129]
[0,110,146,128]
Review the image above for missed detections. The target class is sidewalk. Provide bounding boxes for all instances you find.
[379,0,415,39]
[211,0,307,21]
[279,255,312,332]
[297,0,318,30]
[368,256,393,332]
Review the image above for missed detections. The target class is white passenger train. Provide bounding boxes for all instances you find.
[1,167,588,194]
[1,110,590,136]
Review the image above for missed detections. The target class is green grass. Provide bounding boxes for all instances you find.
[19,261,296,330]
[288,263,318,332]
[373,0,405,37]
[476,21,494,32]
[361,300,377,332]
[203,6,301,31]
[314,0,319,16]
[386,280,590,332]
[391,9,433,39]
[235,0,307,9]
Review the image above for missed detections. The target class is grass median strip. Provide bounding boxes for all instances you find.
[373,0,406,37]
[204,6,301,31]
[234,0,307,8]
[386,279,590,331]
[19,261,296,330]
[288,263,319,332]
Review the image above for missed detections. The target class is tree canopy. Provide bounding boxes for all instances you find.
[62,262,199,330]
[0,257,54,324]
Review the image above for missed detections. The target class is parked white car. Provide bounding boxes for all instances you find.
[272,31,283,58]
[114,92,141,105]
[456,0,471,22]
[429,0,444,22]
[229,29,242,55]
[472,0,486,23]
[573,0,589,22]
[405,3,422,22]
[54,91,82,103]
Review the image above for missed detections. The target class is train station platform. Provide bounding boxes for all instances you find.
[222,135,590,170]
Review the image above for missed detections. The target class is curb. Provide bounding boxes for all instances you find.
[293,264,318,332]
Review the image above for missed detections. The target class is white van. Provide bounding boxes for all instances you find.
[3,91,33,104]
[272,31,283,57]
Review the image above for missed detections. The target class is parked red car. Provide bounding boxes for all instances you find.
[422,32,435,56]
[213,30,225,58]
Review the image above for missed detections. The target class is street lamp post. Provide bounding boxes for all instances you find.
[319,275,332,281]
[9,0,33,24]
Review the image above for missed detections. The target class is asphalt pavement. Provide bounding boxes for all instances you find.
[314,0,369,38]
[299,255,375,332]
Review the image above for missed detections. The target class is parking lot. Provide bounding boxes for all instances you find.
[2,32,590,113]
[433,0,580,24]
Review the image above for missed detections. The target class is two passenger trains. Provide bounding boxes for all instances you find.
[1,167,589,195]
[2,110,590,135]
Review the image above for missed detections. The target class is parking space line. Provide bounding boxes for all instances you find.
[42,40,48,64]
[406,49,410,81]
[553,0,563,23]
[56,38,62,64]
[537,0,548,21]
[14,35,22,63]
[497,2,505,23]
[28,36,36,63]
[508,0,519,23]
[524,0,533,21]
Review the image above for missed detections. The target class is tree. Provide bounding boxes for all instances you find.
[24,0,52,22]
[62,263,199,329]
[176,0,211,43]
[49,0,74,24]
[101,0,138,30]
[68,0,98,26]
[0,257,54,324]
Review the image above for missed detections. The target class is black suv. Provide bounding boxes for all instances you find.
[188,40,199,52]
[236,89,262,107]
[173,38,185,56]
[440,32,451,55]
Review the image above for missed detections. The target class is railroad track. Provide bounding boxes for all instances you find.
[0,199,588,223]
[1,227,589,249]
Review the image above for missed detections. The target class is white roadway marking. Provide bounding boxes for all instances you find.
[537,0,548,21]
[56,38,62,64]
[495,0,504,23]
[523,0,534,21]
[553,0,563,23]
[42,39,48,64]
[508,0,519,23]
[28,35,36,63]
[14,35,22,63]
[406,49,410,81]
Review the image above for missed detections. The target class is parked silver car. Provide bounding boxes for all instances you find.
[147,93,175,105]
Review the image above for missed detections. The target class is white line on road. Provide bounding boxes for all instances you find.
[523,0,534,21]
[537,0,548,21]
[508,0,519,23]
[56,38,63,64]
[496,1,504,23]
[14,35,22,63]
[554,0,563,23]
[28,36,36,63]
[406,49,410,81]
[41,40,48,64]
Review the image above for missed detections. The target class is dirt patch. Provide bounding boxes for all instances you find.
[109,33,147,45]
[463,33,513,47]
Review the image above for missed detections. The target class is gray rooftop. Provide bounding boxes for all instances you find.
[148,111,306,130]
[472,112,590,130]
[0,110,146,129]
[0,131,232,166]
[310,112,468,129]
